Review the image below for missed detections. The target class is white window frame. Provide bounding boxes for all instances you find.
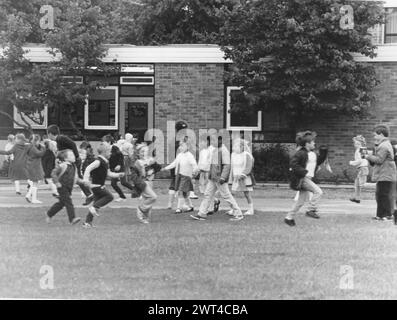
[120,76,154,85]
[226,86,262,131]
[84,86,119,130]
[384,7,397,44]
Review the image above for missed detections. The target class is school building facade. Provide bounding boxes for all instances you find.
[0,4,397,182]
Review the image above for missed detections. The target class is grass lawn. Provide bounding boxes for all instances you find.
[1,207,397,300]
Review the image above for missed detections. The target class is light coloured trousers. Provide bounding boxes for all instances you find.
[139,184,158,213]
[287,177,323,219]
[198,180,242,216]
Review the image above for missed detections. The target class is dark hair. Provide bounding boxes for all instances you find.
[374,125,389,137]
[47,124,60,136]
[102,134,115,145]
[296,131,316,147]
[79,141,91,149]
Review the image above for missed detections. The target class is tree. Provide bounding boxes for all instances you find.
[218,0,385,120]
[116,0,239,45]
[0,0,113,138]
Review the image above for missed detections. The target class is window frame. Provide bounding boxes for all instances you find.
[84,86,119,130]
[226,86,262,131]
[384,7,397,44]
[120,76,154,85]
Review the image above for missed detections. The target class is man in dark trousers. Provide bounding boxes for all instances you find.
[47,124,93,205]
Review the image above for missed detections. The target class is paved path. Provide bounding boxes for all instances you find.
[0,184,377,216]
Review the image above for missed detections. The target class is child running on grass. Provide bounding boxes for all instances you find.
[228,138,256,216]
[25,134,46,204]
[46,149,82,225]
[162,142,199,214]
[285,131,328,227]
[82,143,125,228]
[349,135,369,204]
[0,133,29,195]
[42,139,59,198]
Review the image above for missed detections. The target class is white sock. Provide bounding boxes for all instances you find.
[177,197,184,210]
[15,181,20,193]
[31,186,40,202]
[186,197,193,208]
[168,190,175,207]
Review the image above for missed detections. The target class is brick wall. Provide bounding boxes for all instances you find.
[155,63,225,160]
[294,62,397,182]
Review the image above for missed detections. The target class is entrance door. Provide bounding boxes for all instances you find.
[119,97,153,142]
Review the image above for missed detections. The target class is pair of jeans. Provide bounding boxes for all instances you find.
[198,180,242,217]
[111,176,135,199]
[47,186,76,223]
[376,181,395,218]
[287,177,323,219]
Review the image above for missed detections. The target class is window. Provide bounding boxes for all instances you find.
[385,8,397,44]
[226,86,262,131]
[85,86,118,130]
[120,76,154,85]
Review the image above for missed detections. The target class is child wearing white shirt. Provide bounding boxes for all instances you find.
[349,135,369,203]
[162,142,199,214]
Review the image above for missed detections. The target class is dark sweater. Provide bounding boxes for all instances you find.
[56,135,79,160]
[42,150,56,178]
[109,145,124,172]
[289,146,328,190]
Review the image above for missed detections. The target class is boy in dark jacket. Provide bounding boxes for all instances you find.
[103,134,136,201]
[46,149,82,225]
[285,131,328,227]
[42,140,59,198]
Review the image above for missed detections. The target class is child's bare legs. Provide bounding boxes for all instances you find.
[243,191,254,215]
[184,192,194,210]
[14,180,21,194]
[350,177,361,203]
[27,181,42,204]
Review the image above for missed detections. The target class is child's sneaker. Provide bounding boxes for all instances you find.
[31,199,43,204]
[83,222,93,229]
[226,209,235,216]
[70,217,81,225]
[25,195,32,203]
[89,206,99,217]
[244,209,254,216]
[189,192,199,199]
[16,192,21,196]
[52,193,60,199]
[230,215,244,221]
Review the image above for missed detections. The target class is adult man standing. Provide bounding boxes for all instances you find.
[47,124,93,205]
[190,135,243,221]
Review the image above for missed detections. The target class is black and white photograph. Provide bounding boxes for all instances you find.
[0,0,397,305]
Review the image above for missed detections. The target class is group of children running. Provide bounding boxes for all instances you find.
[3,123,394,228]
[0,124,256,227]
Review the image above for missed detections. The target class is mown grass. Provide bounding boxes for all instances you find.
[1,206,397,300]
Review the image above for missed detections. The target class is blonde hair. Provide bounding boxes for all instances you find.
[7,134,15,142]
[353,135,366,147]
[97,142,111,155]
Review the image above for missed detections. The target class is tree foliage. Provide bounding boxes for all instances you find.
[116,0,238,45]
[0,0,112,136]
[218,0,385,119]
